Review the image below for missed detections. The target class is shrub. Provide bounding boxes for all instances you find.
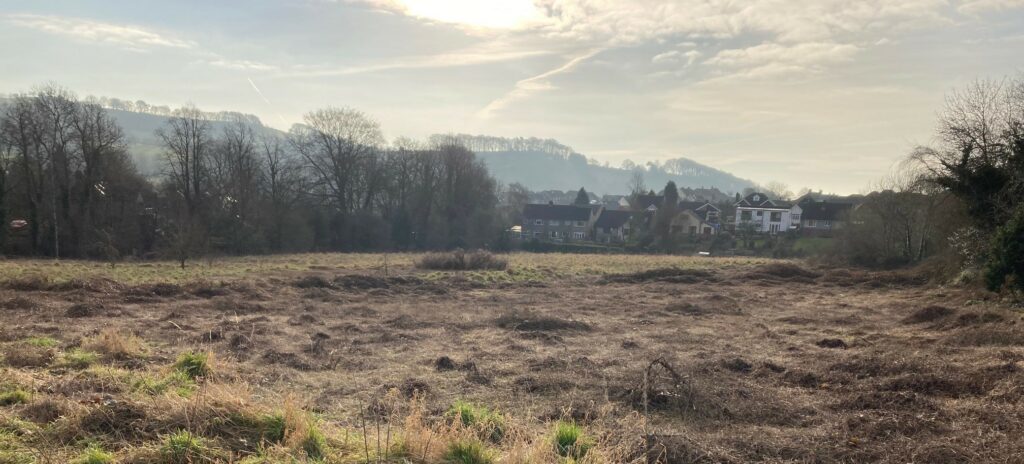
[416,250,508,271]
[553,421,592,460]
[447,401,505,442]
[160,430,207,463]
[443,439,494,464]
[82,329,145,360]
[0,389,31,406]
[173,352,213,380]
[74,445,114,464]
[985,207,1024,293]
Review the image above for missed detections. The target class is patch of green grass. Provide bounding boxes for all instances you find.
[0,389,31,406]
[0,430,32,464]
[59,349,100,370]
[447,401,505,442]
[172,351,212,380]
[442,438,494,464]
[160,430,208,464]
[131,371,196,397]
[300,423,327,460]
[553,421,592,460]
[259,413,287,443]
[74,444,114,464]
[24,337,58,348]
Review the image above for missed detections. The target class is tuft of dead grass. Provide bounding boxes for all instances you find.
[417,250,508,271]
[82,329,146,360]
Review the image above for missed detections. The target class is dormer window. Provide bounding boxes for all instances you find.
[753,194,760,201]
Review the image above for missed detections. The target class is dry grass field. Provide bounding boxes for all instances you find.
[1,253,1022,463]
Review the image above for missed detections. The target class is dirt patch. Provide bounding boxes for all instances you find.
[0,296,40,310]
[602,267,718,284]
[666,295,741,316]
[721,358,753,374]
[816,338,848,349]
[881,373,985,397]
[20,398,67,424]
[494,311,591,332]
[123,283,183,299]
[902,305,956,324]
[66,302,105,318]
[294,275,333,289]
[953,312,1006,327]
[2,343,56,367]
[837,391,938,412]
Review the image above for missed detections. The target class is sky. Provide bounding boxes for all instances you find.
[1,0,1023,194]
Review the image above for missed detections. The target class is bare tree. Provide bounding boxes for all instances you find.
[291,107,384,214]
[159,105,212,215]
[157,105,212,266]
[628,170,646,197]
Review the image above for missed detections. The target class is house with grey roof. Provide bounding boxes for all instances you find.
[521,202,602,241]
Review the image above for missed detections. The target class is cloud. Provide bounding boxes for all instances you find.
[3,14,195,51]
[275,45,551,78]
[957,0,1024,15]
[478,48,602,118]
[652,49,702,66]
[706,42,861,78]
[345,0,547,29]
[205,59,279,72]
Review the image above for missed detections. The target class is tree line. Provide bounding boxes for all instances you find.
[0,85,501,263]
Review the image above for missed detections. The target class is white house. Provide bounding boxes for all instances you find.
[734,192,797,234]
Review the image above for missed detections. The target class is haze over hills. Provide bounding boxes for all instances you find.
[97,106,753,195]
[430,134,753,196]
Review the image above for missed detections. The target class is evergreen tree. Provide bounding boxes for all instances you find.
[573,187,590,206]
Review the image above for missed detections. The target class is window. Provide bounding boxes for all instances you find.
[791,214,800,222]
[534,219,543,225]
[564,220,573,226]
[740,210,752,221]
[823,220,831,227]
[533,231,541,238]
[575,220,585,227]
[806,220,817,228]
[756,211,763,217]
[770,212,782,222]
[548,220,559,226]
[688,226,697,236]
[573,232,585,239]
[550,230,559,238]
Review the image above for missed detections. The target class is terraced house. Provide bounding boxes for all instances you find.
[521,202,602,241]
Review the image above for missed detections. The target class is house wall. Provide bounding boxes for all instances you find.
[672,211,716,236]
[735,207,793,233]
[521,218,591,241]
[595,225,628,243]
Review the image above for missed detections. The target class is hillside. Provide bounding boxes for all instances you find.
[106,109,281,175]
[434,134,753,195]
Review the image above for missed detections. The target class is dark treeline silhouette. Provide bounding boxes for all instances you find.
[0,85,500,263]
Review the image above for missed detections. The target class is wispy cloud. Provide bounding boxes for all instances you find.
[478,48,602,118]
[705,42,861,79]
[274,47,551,78]
[4,13,195,51]
[652,49,702,66]
[958,0,1024,15]
[206,58,279,72]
